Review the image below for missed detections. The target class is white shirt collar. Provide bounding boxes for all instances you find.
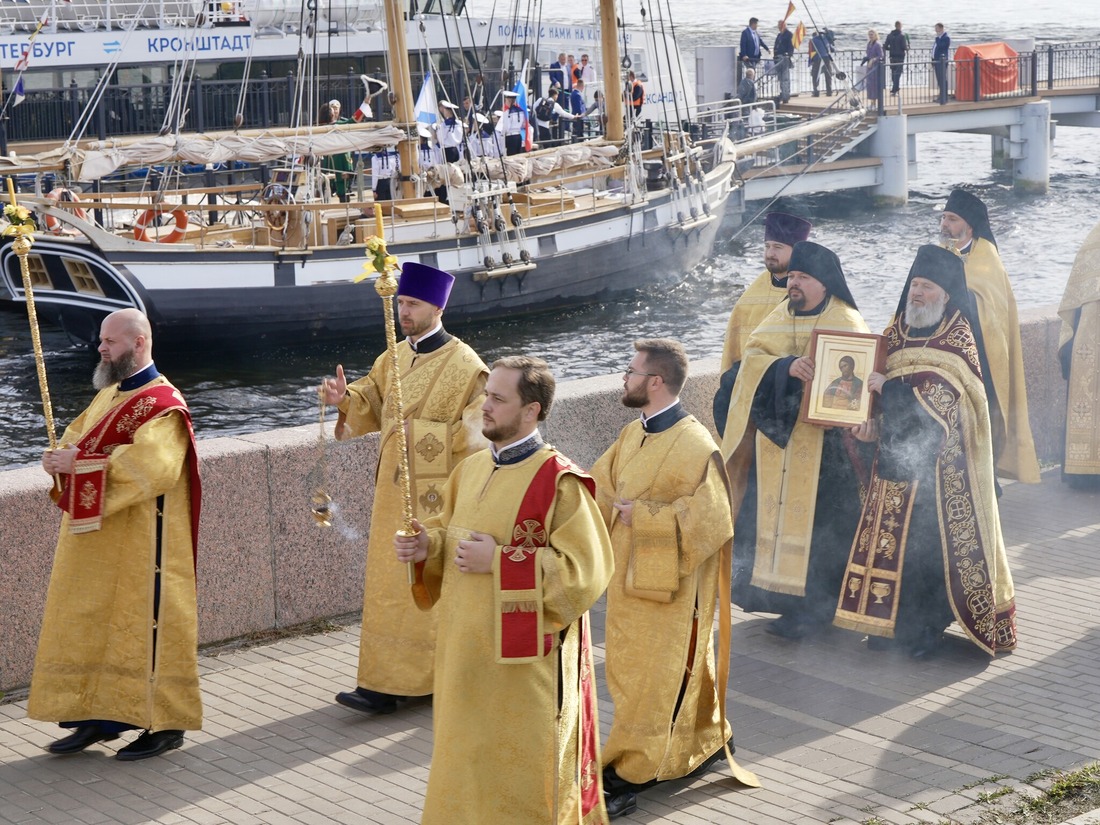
[640,397,681,424]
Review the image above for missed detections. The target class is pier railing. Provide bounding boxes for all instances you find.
[747,41,1100,114]
[4,42,1100,149]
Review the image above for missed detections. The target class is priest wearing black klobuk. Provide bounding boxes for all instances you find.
[719,241,869,640]
[835,245,1018,660]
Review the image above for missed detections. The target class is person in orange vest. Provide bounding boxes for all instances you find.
[628,70,644,119]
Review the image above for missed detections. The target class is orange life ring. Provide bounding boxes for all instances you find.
[133,208,189,243]
[43,188,87,233]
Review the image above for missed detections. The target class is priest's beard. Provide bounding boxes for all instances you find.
[904,294,948,330]
[621,382,649,409]
[93,347,137,390]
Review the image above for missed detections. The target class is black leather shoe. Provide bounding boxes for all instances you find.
[115,729,184,761]
[335,688,399,715]
[687,741,729,778]
[47,725,118,755]
[907,627,943,661]
[765,614,808,640]
[605,790,637,819]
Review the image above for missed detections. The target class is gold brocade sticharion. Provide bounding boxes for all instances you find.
[413,446,614,825]
[1059,220,1100,477]
[28,377,202,731]
[337,337,487,697]
[591,414,757,787]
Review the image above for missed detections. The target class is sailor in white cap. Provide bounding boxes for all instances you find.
[436,100,465,163]
[496,89,528,156]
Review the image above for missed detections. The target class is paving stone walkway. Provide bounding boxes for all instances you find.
[2,470,1098,824]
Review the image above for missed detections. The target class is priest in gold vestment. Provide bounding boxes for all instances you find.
[1059,219,1100,485]
[30,309,202,761]
[396,356,614,825]
[837,245,1017,659]
[721,242,869,640]
[714,211,812,434]
[940,188,1039,483]
[323,262,488,714]
[592,339,758,819]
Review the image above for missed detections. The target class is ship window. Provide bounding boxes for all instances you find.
[538,235,557,255]
[419,253,439,269]
[644,210,658,230]
[64,259,104,296]
[25,255,52,289]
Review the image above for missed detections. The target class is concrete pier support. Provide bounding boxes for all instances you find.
[867,113,908,205]
[1012,100,1051,193]
[991,135,1009,169]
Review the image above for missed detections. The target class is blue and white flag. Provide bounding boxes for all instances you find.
[414,72,439,128]
[11,77,25,107]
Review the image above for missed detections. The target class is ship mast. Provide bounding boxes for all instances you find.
[599,0,624,143]
[383,0,418,198]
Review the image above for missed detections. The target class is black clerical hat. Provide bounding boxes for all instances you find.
[763,211,812,247]
[894,244,976,323]
[787,241,858,310]
[944,188,997,247]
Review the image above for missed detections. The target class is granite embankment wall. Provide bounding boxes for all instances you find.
[0,308,1066,692]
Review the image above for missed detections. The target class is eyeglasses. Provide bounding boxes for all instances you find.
[623,367,660,379]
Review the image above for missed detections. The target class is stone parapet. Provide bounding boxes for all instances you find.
[0,309,1067,692]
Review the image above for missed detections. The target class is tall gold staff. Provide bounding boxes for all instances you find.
[356,203,418,585]
[5,177,61,491]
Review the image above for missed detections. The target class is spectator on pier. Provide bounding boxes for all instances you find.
[737,68,757,105]
[324,264,489,720]
[773,19,795,104]
[739,17,769,72]
[861,29,885,102]
[594,339,759,819]
[838,245,1017,661]
[1058,219,1100,487]
[883,21,910,95]
[933,23,951,104]
[940,188,1040,484]
[809,28,837,97]
[29,308,202,761]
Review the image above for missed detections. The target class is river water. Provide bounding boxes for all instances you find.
[1,0,1098,468]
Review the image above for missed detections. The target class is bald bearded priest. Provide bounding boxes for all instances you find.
[30,308,202,760]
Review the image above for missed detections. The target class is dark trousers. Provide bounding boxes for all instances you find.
[504,133,524,155]
[934,58,948,104]
[889,60,904,93]
[811,57,833,94]
[537,124,554,146]
[373,178,392,201]
[443,146,460,163]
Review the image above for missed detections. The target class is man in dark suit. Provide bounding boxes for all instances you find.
[933,23,951,104]
[739,17,769,78]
